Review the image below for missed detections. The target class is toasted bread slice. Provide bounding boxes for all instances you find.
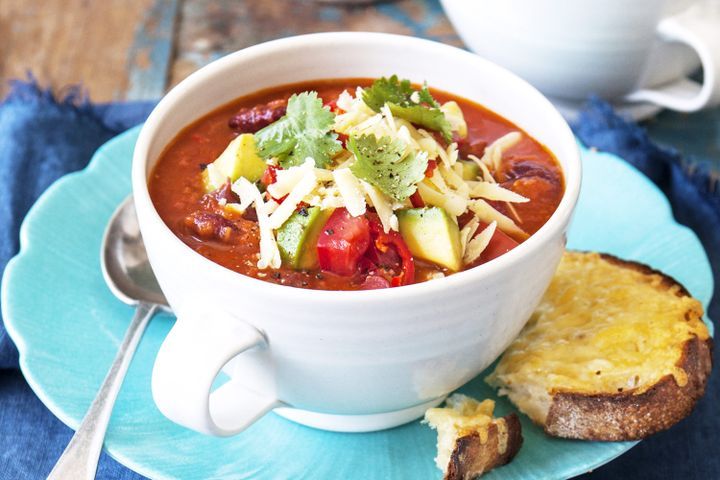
[487,251,712,441]
[425,394,523,479]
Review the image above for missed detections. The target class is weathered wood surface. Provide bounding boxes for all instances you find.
[0,0,158,101]
[170,0,460,89]
[0,0,458,101]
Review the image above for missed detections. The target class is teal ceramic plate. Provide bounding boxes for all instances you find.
[2,127,714,479]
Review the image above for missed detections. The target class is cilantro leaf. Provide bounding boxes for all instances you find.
[362,76,417,111]
[387,104,451,141]
[362,75,452,142]
[255,91,342,168]
[349,135,428,202]
[293,133,343,168]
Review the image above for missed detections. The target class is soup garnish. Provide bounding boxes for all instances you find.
[149,76,564,290]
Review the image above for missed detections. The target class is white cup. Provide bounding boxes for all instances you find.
[441,0,720,112]
[133,33,581,436]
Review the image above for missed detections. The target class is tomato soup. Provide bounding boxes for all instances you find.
[149,78,564,290]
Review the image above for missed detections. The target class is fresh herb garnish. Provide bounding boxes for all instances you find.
[362,75,452,142]
[255,91,343,168]
[349,134,428,202]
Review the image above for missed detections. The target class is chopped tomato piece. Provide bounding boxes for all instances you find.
[479,222,519,263]
[317,208,371,276]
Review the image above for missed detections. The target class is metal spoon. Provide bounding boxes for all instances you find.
[48,196,169,480]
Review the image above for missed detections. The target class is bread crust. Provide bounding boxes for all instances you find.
[445,414,523,480]
[543,253,713,441]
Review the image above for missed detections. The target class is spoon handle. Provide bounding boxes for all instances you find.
[47,302,159,480]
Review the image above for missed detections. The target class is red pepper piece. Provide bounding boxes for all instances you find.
[366,214,415,286]
[425,160,438,178]
[261,165,280,187]
[409,190,425,208]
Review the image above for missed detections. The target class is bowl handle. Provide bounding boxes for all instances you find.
[625,1,720,112]
[151,313,282,436]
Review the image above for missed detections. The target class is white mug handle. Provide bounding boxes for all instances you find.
[625,1,720,111]
[151,313,282,436]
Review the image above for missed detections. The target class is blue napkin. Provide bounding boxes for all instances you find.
[0,80,717,479]
[0,78,153,479]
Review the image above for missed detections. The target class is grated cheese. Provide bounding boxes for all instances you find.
[439,164,471,197]
[440,101,468,139]
[463,221,497,264]
[333,168,367,217]
[361,180,398,232]
[232,178,281,269]
[334,87,456,168]
[417,181,467,218]
[267,159,314,198]
[479,132,522,171]
[204,163,226,189]
[459,216,480,253]
[470,182,529,203]
[217,84,533,274]
[231,177,261,212]
[267,170,318,230]
[468,154,495,183]
[469,199,527,239]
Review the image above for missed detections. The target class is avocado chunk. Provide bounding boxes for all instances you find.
[277,207,335,270]
[440,101,467,139]
[459,160,480,181]
[397,207,462,271]
[203,133,267,192]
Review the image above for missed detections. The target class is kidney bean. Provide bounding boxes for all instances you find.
[228,99,287,133]
[184,212,239,242]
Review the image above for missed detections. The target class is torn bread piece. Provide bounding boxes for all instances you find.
[487,251,713,441]
[425,394,523,480]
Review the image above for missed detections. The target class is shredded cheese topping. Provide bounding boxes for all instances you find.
[212,84,529,270]
[232,178,282,269]
[333,167,367,217]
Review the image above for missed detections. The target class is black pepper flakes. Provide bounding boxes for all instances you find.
[315,272,325,280]
[325,228,334,235]
[298,206,309,217]
[199,163,208,171]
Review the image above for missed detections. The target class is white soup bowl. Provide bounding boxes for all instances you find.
[132,32,581,435]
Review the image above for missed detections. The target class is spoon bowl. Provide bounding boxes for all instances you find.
[48,195,167,480]
[101,197,168,307]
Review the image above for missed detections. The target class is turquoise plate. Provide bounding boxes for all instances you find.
[2,127,714,479]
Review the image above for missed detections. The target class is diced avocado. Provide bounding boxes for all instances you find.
[440,100,467,139]
[277,207,335,270]
[202,133,267,191]
[459,160,481,181]
[397,207,462,272]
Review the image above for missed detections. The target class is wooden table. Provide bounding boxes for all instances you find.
[3,0,718,170]
[0,0,459,101]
